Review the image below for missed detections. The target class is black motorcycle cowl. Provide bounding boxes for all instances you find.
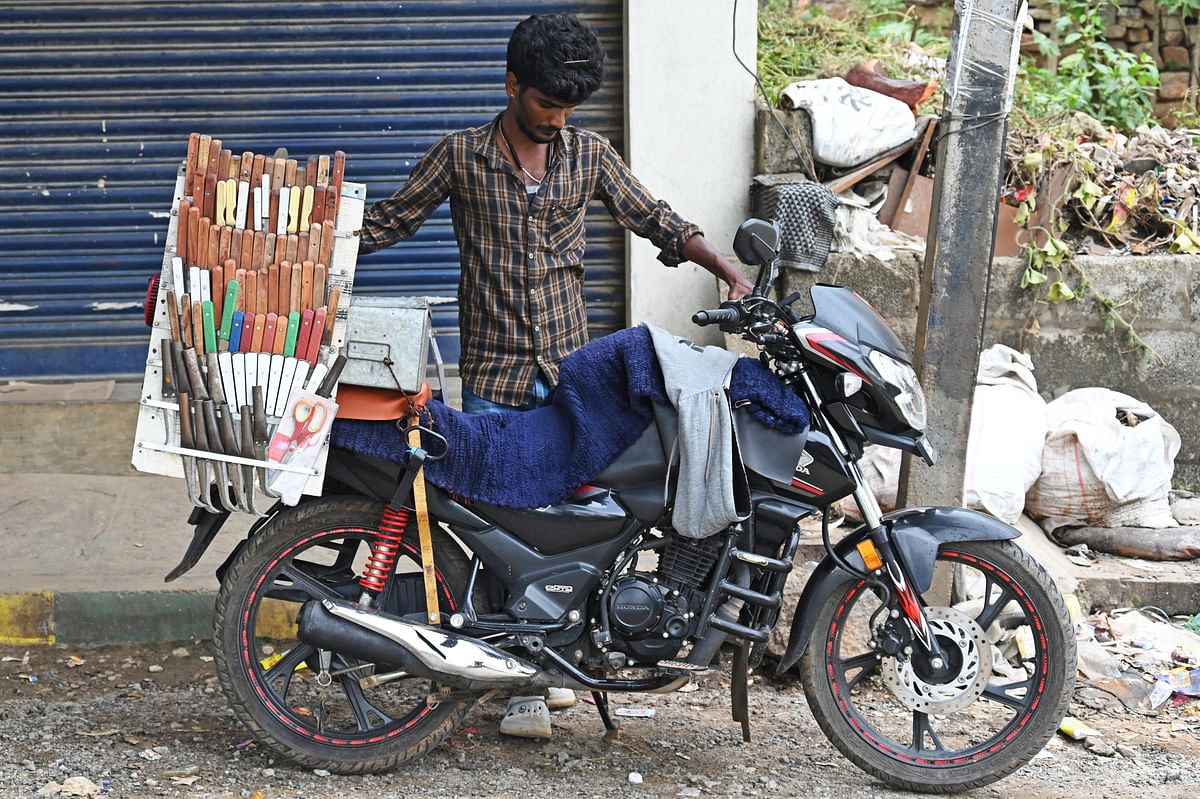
[775,506,1020,674]
[810,284,911,363]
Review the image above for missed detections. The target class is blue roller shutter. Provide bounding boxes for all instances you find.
[0,0,625,379]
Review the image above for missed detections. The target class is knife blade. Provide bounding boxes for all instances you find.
[176,392,205,508]
[215,400,249,512]
[238,406,262,513]
[198,397,238,511]
[182,347,209,403]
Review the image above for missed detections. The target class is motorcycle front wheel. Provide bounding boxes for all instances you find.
[212,495,475,774]
[800,540,1075,792]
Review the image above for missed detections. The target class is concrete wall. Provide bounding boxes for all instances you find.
[779,253,1200,489]
[624,0,757,343]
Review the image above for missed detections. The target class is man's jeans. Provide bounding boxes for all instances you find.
[461,373,552,414]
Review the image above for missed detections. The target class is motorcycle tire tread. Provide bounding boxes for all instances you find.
[211,494,477,774]
[798,539,1076,793]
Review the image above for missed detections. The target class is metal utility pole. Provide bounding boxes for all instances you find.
[897,0,1024,508]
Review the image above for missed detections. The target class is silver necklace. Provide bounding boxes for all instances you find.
[498,116,546,184]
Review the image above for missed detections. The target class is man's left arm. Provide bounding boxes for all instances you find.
[595,142,752,301]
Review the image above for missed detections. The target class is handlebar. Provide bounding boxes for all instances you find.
[692,306,744,327]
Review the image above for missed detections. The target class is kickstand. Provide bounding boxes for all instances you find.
[731,643,751,743]
[592,690,619,739]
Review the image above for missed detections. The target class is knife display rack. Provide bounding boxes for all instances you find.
[132,134,366,513]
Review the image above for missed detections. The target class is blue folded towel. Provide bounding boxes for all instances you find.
[331,326,808,508]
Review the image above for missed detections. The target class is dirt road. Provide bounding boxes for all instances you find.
[2,643,1197,799]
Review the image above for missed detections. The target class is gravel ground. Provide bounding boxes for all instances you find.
[2,642,1198,799]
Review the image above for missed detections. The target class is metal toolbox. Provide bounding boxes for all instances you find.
[341,296,432,392]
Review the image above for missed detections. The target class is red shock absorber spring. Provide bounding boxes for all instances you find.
[359,506,411,593]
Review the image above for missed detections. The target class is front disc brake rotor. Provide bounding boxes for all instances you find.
[881,606,992,714]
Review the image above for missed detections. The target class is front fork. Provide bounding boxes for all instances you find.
[849,463,948,668]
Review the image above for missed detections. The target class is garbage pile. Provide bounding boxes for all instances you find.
[1004,116,1200,255]
[1061,605,1200,756]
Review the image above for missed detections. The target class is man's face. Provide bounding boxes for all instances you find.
[510,85,576,144]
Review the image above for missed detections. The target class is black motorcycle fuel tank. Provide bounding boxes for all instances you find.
[734,407,854,503]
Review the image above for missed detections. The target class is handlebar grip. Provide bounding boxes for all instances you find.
[692,307,742,327]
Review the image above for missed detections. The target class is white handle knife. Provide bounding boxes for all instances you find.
[276,356,298,417]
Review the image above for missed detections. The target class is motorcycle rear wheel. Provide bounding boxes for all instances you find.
[212,495,475,774]
[800,540,1075,792]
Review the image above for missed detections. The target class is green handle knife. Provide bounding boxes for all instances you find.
[283,311,300,357]
[220,280,240,342]
[202,300,217,354]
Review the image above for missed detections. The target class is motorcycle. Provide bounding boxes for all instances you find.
[170,218,1076,792]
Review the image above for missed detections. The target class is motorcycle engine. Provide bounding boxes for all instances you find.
[607,573,692,663]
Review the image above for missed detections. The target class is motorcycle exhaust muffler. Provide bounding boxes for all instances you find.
[296,598,541,690]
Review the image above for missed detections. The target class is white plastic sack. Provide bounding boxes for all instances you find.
[963,345,1047,524]
[778,78,916,168]
[1025,388,1181,528]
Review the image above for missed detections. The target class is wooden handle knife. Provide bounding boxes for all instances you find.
[312,263,326,309]
[240,311,255,354]
[229,228,242,270]
[176,199,190,264]
[307,223,322,264]
[278,262,292,315]
[192,300,206,356]
[220,279,239,343]
[252,232,266,272]
[203,173,218,225]
[244,269,258,317]
[295,308,314,362]
[188,208,201,266]
[240,231,254,274]
[233,268,247,310]
[212,222,225,269]
[217,148,232,184]
[330,150,346,222]
[272,310,288,354]
[283,311,300,357]
[300,261,314,312]
[180,293,193,349]
[284,158,297,187]
[312,187,326,225]
[317,154,330,187]
[262,313,278,357]
[264,233,278,268]
[257,267,268,317]
[320,221,335,270]
[206,138,221,178]
[296,166,307,190]
[323,286,340,346]
[251,311,266,352]
[185,133,200,188]
[297,232,309,267]
[166,289,182,343]
[289,259,302,312]
[307,307,327,365]
[229,309,245,353]
[267,264,279,316]
[300,185,314,230]
[287,185,301,234]
[307,155,319,186]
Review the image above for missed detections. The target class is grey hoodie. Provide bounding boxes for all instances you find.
[645,323,750,538]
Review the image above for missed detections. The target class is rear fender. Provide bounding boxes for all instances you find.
[775,506,1019,674]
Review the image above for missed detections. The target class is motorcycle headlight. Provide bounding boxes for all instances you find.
[867,350,927,431]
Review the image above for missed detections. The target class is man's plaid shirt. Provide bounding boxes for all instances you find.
[359,115,701,407]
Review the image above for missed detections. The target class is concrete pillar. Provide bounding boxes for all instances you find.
[624,0,756,343]
[898,0,1024,507]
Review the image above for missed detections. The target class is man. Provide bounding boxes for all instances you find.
[357,12,751,737]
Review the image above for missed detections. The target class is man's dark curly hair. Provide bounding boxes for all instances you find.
[506,13,606,105]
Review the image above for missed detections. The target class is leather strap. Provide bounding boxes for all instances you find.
[406,422,440,625]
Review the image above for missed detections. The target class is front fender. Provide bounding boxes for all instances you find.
[774,506,1019,674]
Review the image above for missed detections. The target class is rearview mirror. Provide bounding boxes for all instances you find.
[733,218,781,266]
